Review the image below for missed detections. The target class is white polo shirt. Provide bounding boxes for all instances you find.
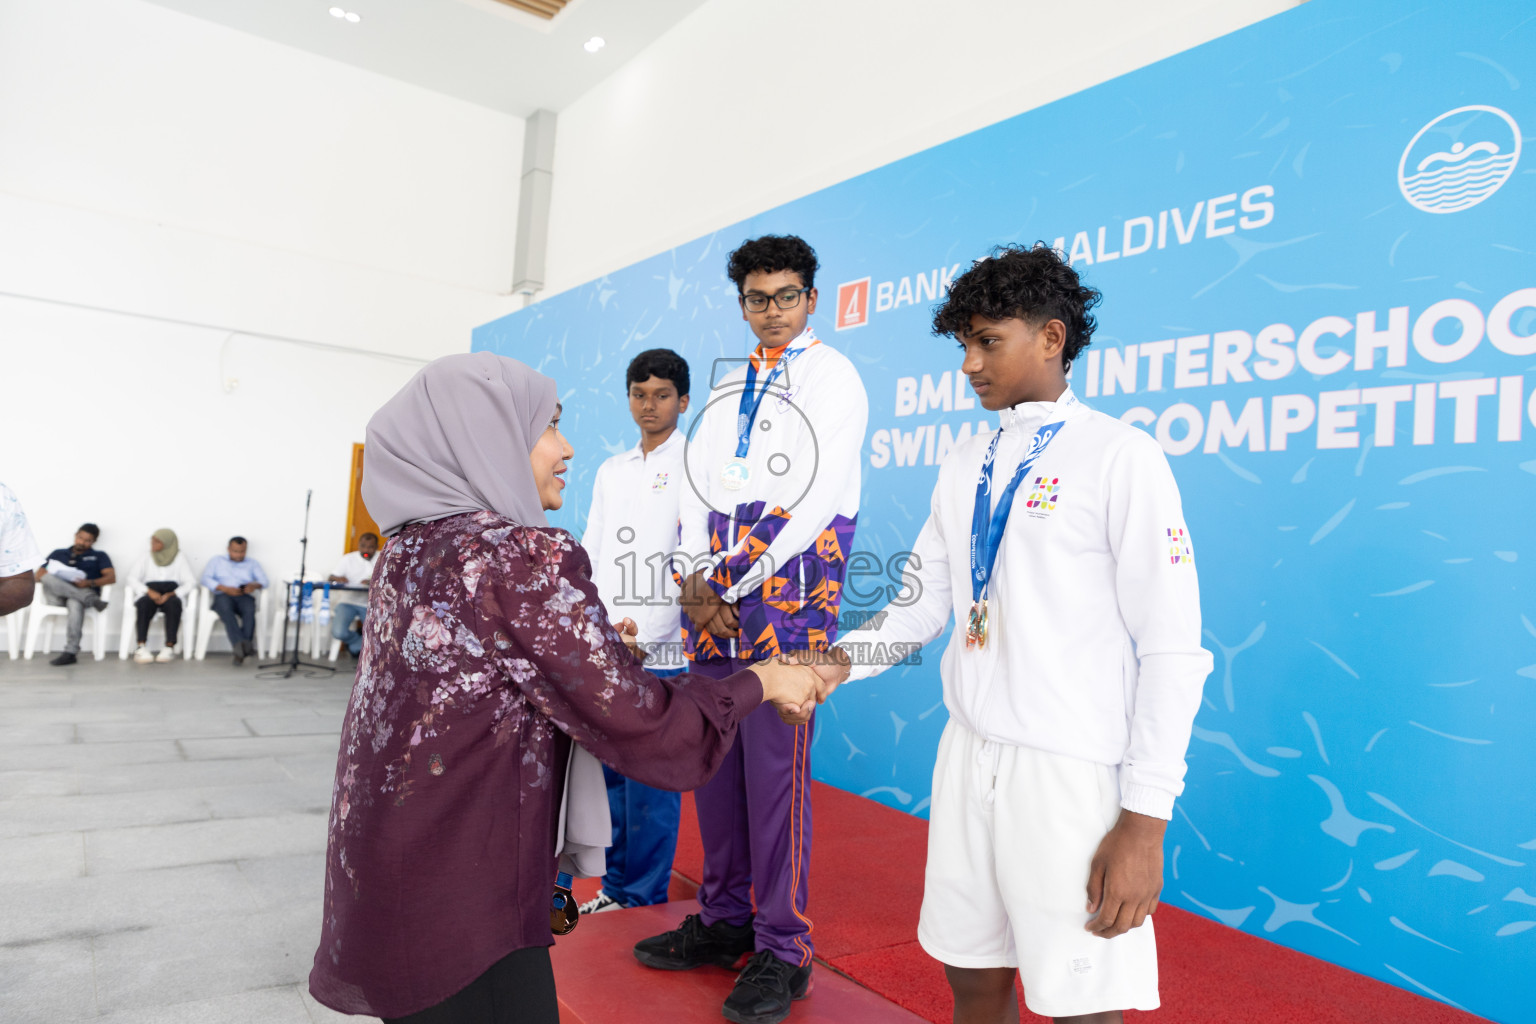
[835,387,1212,820]
[331,551,378,588]
[582,428,687,654]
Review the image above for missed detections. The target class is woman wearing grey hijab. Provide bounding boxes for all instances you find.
[309,352,818,1024]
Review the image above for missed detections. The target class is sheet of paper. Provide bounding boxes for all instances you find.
[46,560,86,582]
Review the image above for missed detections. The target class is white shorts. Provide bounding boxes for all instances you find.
[917,720,1159,1018]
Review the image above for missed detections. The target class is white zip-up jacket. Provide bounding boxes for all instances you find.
[677,327,868,661]
[834,387,1212,819]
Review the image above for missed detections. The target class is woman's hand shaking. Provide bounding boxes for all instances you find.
[747,658,822,726]
[775,647,851,718]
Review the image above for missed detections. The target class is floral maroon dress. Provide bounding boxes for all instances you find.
[309,511,762,1018]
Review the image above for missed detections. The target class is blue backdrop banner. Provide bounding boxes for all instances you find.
[474,1,1535,1018]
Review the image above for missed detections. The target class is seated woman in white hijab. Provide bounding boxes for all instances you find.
[126,529,199,663]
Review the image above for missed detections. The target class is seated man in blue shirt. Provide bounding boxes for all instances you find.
[200,536,269,666]
[36,522,115,666]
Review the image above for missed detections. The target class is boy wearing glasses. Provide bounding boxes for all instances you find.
[635,235,868,1024]
[804,245,1210,1023]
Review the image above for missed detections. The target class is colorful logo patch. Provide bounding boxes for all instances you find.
[1024,476,1060,513]
[652,472,670,491]
[1167,527,1193,565]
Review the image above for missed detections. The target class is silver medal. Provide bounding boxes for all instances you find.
[720,457,751,491]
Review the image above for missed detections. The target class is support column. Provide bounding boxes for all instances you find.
[513,109,557,298]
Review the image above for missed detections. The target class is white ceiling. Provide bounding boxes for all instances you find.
[140,0,709,117]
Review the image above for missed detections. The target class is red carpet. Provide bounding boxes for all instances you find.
[658,783,1487,1024]
[552,899,929,1024]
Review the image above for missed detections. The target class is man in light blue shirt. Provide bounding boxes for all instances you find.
[200,536,269,666]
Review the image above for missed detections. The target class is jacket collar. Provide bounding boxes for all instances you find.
[624,427,684,463]
[998,386,1086,434]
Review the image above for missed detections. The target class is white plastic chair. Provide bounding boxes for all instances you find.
[4,608,24,659]
[194,585,272,660]
[117,584,197,660]
[263,578,342,659]
[25,581,114,660]
[325,591,369,662]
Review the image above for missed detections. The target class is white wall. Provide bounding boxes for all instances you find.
[542,0,1301,298]
[0,0,525,650]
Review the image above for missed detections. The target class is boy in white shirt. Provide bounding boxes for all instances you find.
[580,349,692,913]
[328,532,379,657]
[801,244,1211,1023]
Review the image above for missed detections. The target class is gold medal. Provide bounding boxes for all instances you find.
[965,599,988,649]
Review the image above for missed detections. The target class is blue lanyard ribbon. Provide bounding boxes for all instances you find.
[735,342,812,458]
[969,419,1067,604]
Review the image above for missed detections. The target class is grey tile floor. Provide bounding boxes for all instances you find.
[0,653,378,1024]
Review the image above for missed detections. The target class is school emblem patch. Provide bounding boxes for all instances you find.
[1167,527,1193,565]
[1023,476,1060,518]
[652,472,670,491]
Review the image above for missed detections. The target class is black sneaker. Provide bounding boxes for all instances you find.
[633,913,755,971]
[722,951,812,1024]
[49,652,78,667]
[232,647,245,667]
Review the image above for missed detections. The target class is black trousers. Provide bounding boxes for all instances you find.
[134,594,183,645]
[382,947,558,1024]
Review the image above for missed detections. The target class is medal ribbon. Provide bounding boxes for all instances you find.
[968,417,1067,611]
[734,338,817,458]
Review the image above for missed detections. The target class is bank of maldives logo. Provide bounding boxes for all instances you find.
[1398,105,1521,214]
[835,277,870,330]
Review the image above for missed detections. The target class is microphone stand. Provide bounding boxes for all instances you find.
[258,488,334,678]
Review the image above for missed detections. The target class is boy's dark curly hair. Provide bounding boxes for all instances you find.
[626,348,690,397]
[726,235,819,293]
[932,243,1101,369]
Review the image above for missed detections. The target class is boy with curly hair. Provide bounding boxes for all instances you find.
[634,235,868,1024]
[804,244,1210,1023]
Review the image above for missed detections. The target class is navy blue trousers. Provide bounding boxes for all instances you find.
[600,669,682,906]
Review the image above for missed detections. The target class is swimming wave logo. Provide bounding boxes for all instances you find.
[1398,105,1522,214]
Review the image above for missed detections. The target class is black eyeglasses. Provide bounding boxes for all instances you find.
[740,288,807,313]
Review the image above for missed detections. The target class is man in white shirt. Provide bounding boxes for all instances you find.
[634,236,869,1024]
[579,349,691,915]
[0,482,42,617]
[328,532,379,657]
[800,245,1211,1024]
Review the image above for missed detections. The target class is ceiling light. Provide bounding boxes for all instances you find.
[345,10,360,21]
[583,36,605,53]
[329,6,361,22]
[329,6,344,16]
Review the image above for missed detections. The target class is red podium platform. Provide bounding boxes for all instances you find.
[553,783,1485,1024]
[551,899,927,1024]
